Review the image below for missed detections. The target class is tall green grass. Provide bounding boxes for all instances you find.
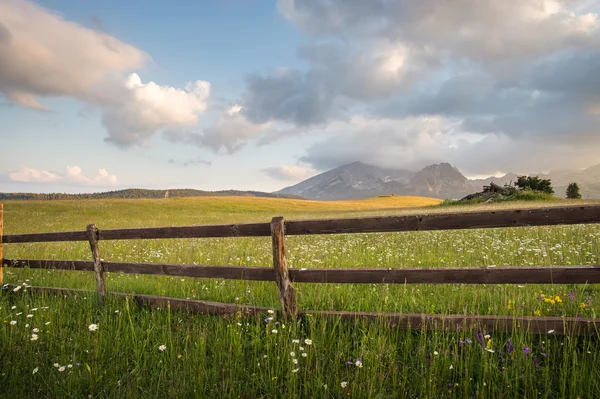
[1,198,600,397]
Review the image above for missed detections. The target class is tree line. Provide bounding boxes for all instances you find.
[0,189,302,201]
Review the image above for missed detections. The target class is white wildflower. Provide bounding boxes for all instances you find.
[88,324,98,332]
[158,345,167,352]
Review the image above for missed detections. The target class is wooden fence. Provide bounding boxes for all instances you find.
[2,204,600,334]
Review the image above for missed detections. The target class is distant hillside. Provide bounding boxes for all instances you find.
[277,162,469,200]
[0,188,302,201]
[468,164,600,199]
[277,161,600,200]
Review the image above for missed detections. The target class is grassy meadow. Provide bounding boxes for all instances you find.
[1,196,600,398]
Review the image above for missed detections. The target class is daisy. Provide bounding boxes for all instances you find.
[341,381,348,388]
[158,345,167,351]
[304,339,313,345]
[88,324,98,332]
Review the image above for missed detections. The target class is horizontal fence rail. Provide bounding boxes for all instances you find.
[3,285,599,335]
[5,259,600,285]
[4,205,600,243]
[2,204,600,334]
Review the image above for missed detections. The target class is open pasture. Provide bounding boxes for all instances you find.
[1,197,600,398]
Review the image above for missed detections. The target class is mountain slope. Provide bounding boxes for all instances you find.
[277,162,414,200]
[277,162,470,200]
[277,161,600,200]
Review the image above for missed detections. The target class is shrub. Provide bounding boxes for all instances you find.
[566,182,582,199]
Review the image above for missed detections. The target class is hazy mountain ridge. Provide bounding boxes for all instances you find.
[278,162,600,200]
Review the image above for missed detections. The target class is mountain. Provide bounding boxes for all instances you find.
[407,163,471,199]
[276,162,600,200]
[277,161,414,200]
[277,162,469,200]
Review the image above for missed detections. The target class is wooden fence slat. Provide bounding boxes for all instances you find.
[3,259,276,280]
[284,205,600,235]
[271,217,297,318]
[98,223,271,240]
[3,230,89,243]
[3,259,95,271]
[4,284,599,335]
[4,259,600,284]
[87,224,106,299]
[4,205,600,243]
[288,266,600,284]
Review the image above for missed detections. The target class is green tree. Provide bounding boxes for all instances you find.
[566,182,582,199]
[515,175,554,195]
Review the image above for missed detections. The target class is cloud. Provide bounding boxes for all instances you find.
[280,0,599,61]
[0,0,146,108]
[102,73,211,147]
[8,167,61,183]
[165,105,271,153]
[8,166,118,185]
[262,165,317,181]
[0,0,211,147]
[299,116,600,176]
[168,157,212,167]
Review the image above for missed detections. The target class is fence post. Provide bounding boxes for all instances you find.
[0,204,3,287]
[86,224,106,300]
[270,216,297,318]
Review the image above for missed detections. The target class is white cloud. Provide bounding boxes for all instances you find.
[166,106,271,153]
[102,73,211,147]
[262,165,317,181]
[9,166,118,186]
[0,0,211,147]
[0,0,146,108]
[8,167,61,183]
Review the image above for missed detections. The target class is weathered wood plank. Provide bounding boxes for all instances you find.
[4,285,268,317]
[3,285,597,334]
[103,262,275,280]
[271,217,297,317]
[288,266,600,284]
[4,259,600,284]
[2,230,89,243]
[98,222,271,240]
[87,224,106,298]
[285,205,600,235]
[301,310,599,335]
[3,259,276,280]
[3,259,95,271]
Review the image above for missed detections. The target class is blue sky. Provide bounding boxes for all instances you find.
[2,0,600,193]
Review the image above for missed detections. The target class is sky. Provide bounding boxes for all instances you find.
[1,0,600,193]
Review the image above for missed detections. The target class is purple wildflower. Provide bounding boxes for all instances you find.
[347,361,353,365]
[524,347,531,358]
[505,340,514,355]
[533,357,539,367]
[465,338,472,344]
[568,290,575,301]
[459,339,464,346]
